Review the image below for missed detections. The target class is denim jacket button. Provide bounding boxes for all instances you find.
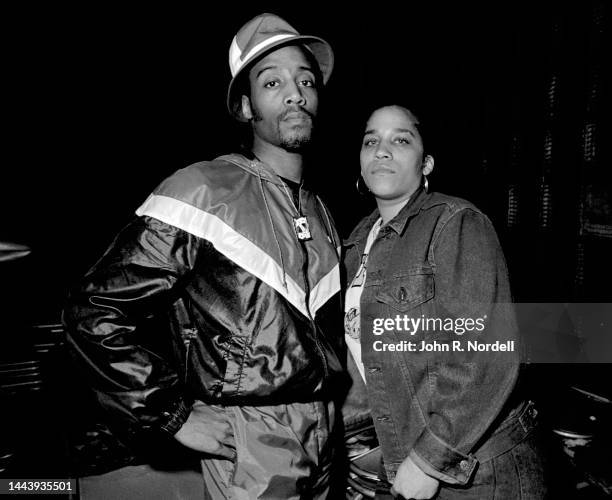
[459,459,470,471]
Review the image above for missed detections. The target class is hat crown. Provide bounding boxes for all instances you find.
[229,14,301,77]
[238,14,298,52]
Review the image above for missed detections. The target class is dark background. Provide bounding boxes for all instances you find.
[3,1,611,323]
[1,1,611,492]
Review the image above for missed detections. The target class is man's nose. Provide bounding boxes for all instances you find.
[284,81,306,107]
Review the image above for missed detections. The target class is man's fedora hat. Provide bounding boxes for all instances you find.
[227,13,334,120]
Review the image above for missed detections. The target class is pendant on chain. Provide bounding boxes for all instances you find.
[293,216,312,241]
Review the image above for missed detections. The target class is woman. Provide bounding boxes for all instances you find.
[342,105,546,499]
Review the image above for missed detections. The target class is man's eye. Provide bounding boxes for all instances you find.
[363,138,377,147]
[299,79,314,87]
[264,81,279,88]
[396,137,411,144]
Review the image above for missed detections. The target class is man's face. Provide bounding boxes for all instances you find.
[360,106,426,202]
[242,45,319,151]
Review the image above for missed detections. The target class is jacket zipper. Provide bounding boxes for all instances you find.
[282,182,329,378]
[301,246,329,378]
[182,328,198,383]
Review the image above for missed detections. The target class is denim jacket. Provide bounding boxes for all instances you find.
[341,188,533,485]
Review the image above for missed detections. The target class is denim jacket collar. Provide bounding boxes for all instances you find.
[344,187,430,248]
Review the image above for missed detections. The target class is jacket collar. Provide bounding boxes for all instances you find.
[343,210,380,248]
[344,187,430,247]
[216,153,288,187]
[217,152,318,192]
[386,187,430,234]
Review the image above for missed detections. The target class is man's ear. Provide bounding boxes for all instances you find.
[422,154,435,176]
[240,95,253,122]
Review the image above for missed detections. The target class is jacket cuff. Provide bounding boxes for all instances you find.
[409,427,478,485]
[158,398,191,436]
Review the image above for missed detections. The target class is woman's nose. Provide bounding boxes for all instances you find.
[375,144,391,159]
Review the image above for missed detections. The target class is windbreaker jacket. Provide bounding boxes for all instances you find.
[63,153,344,445]
[341,188,535,486]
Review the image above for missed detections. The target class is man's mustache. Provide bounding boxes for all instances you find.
[251,107,315,123]
[279,107,315,121]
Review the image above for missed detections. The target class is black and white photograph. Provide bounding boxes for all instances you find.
[2,2,611,499]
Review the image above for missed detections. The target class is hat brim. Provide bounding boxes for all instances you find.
[227,35,334,121]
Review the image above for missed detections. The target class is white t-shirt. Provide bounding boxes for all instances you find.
[344,217,383,383]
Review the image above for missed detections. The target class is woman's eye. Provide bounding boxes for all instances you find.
[363,138,377,147]
[299,79,314,87]
[396,137,411,144]
[264,81,279,88]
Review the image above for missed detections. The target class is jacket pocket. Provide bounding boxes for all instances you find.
[375,266,434,312]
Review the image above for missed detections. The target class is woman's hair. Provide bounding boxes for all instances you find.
[362,102,436,156]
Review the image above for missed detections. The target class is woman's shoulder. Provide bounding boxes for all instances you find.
[421,192,497,236]
[423,192,484,215]
[420,193,504,254]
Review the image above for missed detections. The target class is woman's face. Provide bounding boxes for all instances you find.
[360,106,425,202]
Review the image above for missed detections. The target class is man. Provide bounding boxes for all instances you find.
[63,13,343,499]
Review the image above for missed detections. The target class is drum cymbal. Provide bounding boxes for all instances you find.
[0,241,31,262]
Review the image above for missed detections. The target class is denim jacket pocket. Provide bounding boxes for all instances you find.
[375,266,434,312]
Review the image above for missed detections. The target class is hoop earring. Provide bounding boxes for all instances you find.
[423,175,429,192]
[356,176,370,196]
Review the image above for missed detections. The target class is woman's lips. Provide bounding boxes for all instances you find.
[370,164,395,175]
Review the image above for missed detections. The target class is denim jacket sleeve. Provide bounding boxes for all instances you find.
[62,216,198,440]
[408,208,520,484]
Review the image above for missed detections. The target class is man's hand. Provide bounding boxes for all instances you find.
[391,456,439,499]
[174,401,234,459]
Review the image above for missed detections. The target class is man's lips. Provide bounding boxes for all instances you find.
[280,107,314,122]
[282,112,311,122]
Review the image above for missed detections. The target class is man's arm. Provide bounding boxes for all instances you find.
[63,215,199,441]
